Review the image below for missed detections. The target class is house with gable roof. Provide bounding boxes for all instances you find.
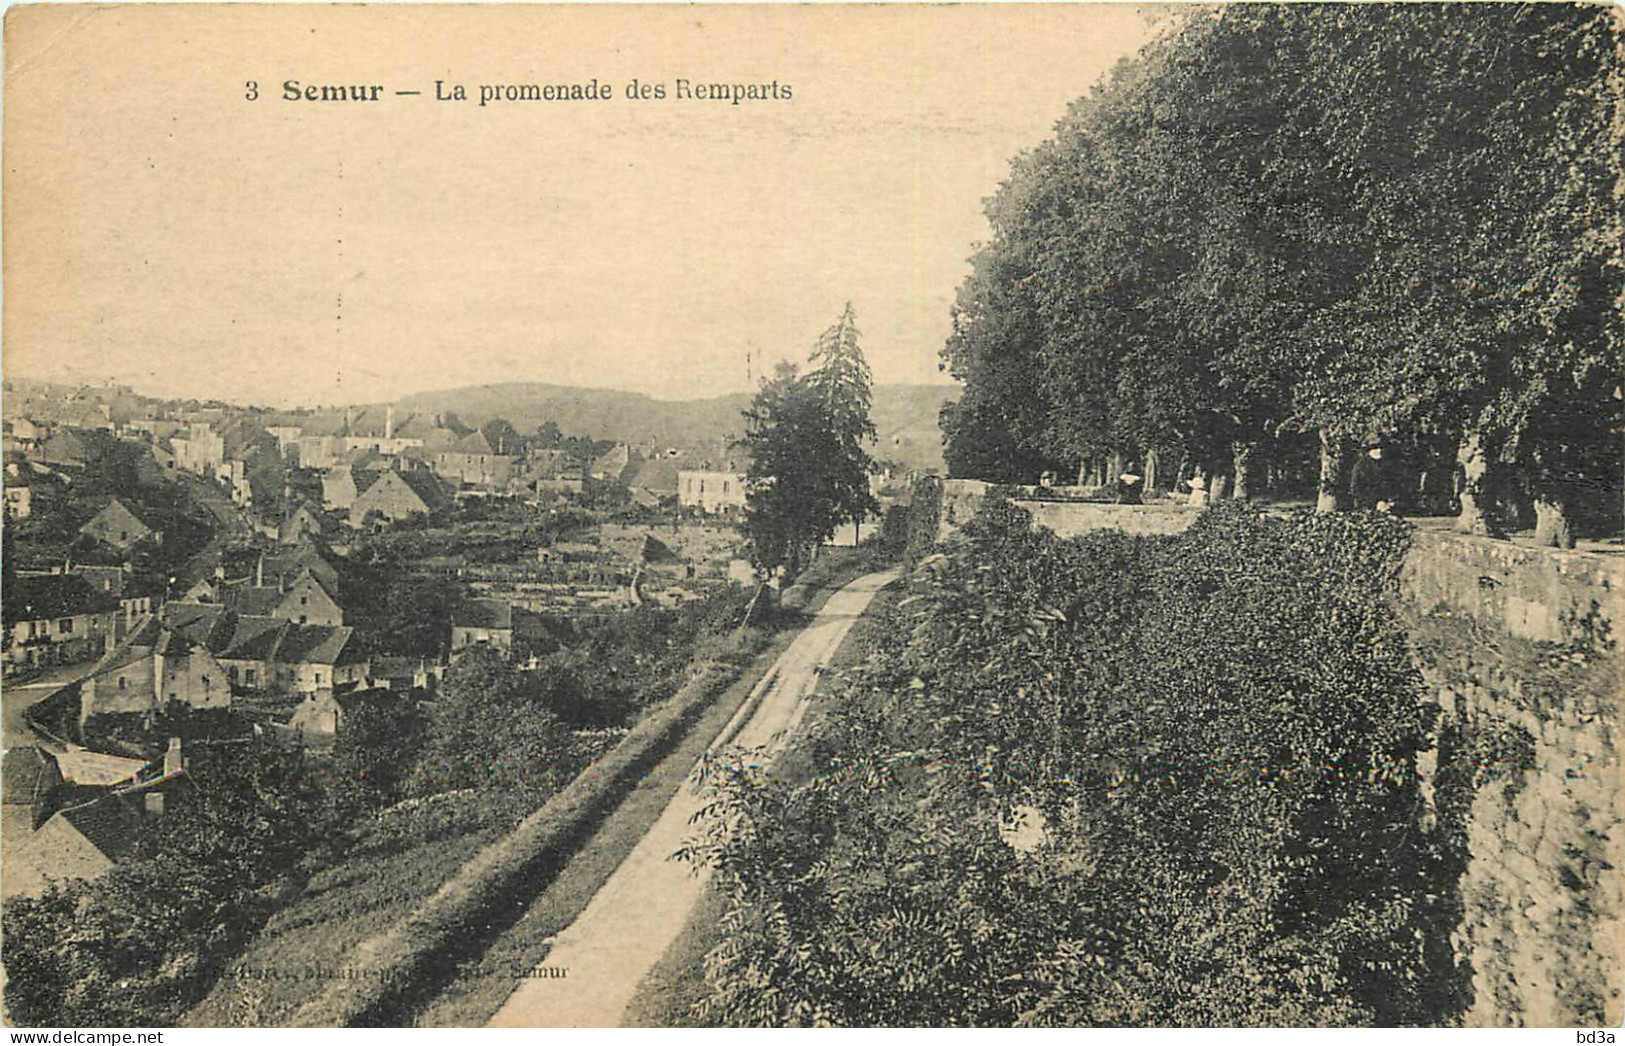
[78,615,232,725]
[78,497,162,555]
[391,412,461,452]
[348,468,449,527]
[220,565,343,626]
[278,501,329,546]
[153,602,367,695]
[432,430,514,490]
[35,427,92,470]
[322,465,362,510]
[451,598,513,657]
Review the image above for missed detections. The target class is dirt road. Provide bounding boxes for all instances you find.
[488,568,897,1028]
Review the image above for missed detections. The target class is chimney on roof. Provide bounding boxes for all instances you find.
[385,406,395,440]
[164,736,183,776]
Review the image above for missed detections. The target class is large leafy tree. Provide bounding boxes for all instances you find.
[806,303,882,532]
[742,305,881,580]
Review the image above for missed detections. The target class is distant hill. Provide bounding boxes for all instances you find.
[389,382,959,473]
[2,375,961,473]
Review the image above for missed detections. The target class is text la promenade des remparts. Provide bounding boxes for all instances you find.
[254,77,793,107]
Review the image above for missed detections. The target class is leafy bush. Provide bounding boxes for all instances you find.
[877,504,911,557]
[684,499,1456,1026]
[903,476,942,568]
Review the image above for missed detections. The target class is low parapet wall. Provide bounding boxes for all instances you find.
[1014,500,1200,539]
[1401,524,1625,647]
[938,480,1200,541]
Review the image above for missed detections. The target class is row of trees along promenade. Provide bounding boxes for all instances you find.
[939,4,1622,547]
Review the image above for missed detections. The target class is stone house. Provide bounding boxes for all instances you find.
[159,602,366,695]
[621,457,680,506]
[451,599,513,656]
[4,417,43,451]
[340,407,424,457]
[322,466,360,510]
[678,470,748,513]
[170,423,224,476]
[297,435,342,470]
[3,574,122,672]
[590,442,632,480]
[221,568,344,627]
[278,502,328,546]
[433,430,514,490]
[4,479,32,518]
[35,428,91,470]
[13,563,158,637]
[78,617,232,725]
[392,413,461,452]
[265,424,304,454]
[366,656,444,693]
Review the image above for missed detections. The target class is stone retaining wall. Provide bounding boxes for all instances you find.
[1398,529,1622,1027]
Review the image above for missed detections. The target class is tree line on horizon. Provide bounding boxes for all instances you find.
[939,3,1623,543]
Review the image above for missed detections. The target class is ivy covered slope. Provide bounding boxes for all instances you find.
[685,500,1457,1026]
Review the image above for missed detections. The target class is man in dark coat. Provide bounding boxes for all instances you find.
[1351,443,1394,512]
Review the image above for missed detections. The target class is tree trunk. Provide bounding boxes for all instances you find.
[1144,449,1160,493]
[1533,497,1575,549]
[1076,458,1088,486]
[1316,430,1350,514]
[1455,431,1496,536]
[1232,441,1257,500]
[1107,450,1125,484]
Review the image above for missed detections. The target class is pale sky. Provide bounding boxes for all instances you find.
[5,4,1161,407]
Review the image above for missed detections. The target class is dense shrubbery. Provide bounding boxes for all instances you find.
[684,499,1458,1026]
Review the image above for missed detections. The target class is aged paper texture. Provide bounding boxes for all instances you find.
[3,2,1621,1032]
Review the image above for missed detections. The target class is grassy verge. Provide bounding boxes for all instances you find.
[620,576,903,1028]
[406,629,789,1025]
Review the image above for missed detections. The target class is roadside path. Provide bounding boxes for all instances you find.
[2,662,96,750]
[488,569,897,1027]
